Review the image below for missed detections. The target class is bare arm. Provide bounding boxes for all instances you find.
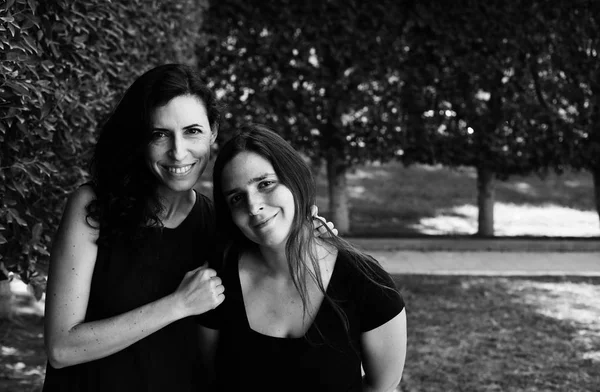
[44,186,225,368]
[361,309,407,392]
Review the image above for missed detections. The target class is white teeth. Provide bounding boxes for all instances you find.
[166,164,193,174]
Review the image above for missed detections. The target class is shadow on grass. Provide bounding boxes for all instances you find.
[393,275,600,392]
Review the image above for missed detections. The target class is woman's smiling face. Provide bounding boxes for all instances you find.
[221,151,295,249]
[146,95,216,196]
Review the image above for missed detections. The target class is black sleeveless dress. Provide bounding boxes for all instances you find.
[42,194,215,392]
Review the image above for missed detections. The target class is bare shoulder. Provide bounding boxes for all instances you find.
[316,242,338,276]
[67,184,96,210]
[54,184,99,245]
[63,185,97,224]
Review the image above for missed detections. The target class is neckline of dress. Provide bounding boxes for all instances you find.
[233,248,340,341]
[161,190,198,231]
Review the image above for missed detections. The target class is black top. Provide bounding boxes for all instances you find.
[200,248,405,392]
[43,193,215,392]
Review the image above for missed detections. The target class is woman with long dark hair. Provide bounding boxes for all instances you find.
[43,64,225,391]
[202,124,407,392]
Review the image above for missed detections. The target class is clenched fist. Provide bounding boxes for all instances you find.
[173,263,225,318]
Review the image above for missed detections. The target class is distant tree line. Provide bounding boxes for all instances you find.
[197,0,600,236]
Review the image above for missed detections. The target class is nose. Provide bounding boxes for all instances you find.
[168,134,187,161]
[247,191,264,216]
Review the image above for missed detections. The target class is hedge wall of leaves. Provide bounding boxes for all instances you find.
[0,0,206,295]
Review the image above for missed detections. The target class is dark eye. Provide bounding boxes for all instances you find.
[187,128,202,135]
[229,194,242,206]
[259,180,276,189]
[151,131,167,140]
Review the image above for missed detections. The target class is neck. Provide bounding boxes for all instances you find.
[255,239,332,280]
[256,244,290,277]
[155,188,196,222]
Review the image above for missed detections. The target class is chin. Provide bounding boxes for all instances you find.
[160,179,198,194]
[255,235,289,249]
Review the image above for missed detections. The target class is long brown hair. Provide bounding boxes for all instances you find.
[212,123,396,333]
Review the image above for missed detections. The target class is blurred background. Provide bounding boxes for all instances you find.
[1,0,600,390]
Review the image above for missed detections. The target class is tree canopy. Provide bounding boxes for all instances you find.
[197,0,413,232]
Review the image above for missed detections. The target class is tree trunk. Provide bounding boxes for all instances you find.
[476,166,495,237]
[326,150,350,234]
[0,280,13,320]
[593,167,600,229]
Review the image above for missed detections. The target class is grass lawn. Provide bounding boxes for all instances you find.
[2,274,599,391]
[396,275,600,392]
[199,161,600,237]
[337,163,599,237]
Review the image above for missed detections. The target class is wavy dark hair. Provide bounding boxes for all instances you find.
[87,64,221,244]
[212,123,395,335]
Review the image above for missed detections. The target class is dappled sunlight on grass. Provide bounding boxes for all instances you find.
[505,280,600,364]
[332,162,598,236]
[397,275,600,392]
[0,320,46,392]
[348,185,367,199]
[348,166,393,180]
[0,278,47,391]
[410,203,600,236]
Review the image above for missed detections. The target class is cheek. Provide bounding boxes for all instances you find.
[283,191,296,220]
[191,139,212,158]
[230,208,248,230]
[146,144,164,163]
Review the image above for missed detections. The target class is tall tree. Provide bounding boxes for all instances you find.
[531,1,600,225]
[197,0,413,233]
[400,1,563,236]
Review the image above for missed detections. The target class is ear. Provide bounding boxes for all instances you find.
[210,128,218,145]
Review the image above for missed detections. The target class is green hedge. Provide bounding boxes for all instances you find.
[0,0,206,296]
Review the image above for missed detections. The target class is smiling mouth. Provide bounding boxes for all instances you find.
[253,213,278,229]
[162,163,195,175]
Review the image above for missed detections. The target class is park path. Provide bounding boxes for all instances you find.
[348,238,600,276]
[369,250,600,276]
[10,240,600,303]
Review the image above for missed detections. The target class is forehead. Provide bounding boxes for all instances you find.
[221,151,275,189]
[151,95,209,127]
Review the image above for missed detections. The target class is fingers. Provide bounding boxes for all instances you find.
[312,215,338,238]
[202,268,217,280]
[326,222,338,236]
[210,276,223,288]
[312,214,327,226]
[187,262,209,275]
[208,276,225,308]
[310,204,319,217]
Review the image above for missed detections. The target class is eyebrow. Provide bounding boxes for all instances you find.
[223,173,276,197]
[151,124,205,131]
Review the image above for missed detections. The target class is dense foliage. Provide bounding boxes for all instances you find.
[400,0,600,234]
[197,0,413,232]
[0,0,205,294]
[198,0,600,235]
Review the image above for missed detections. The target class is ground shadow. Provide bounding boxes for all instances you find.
[2,275,600,391]
[393,275,600,392]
